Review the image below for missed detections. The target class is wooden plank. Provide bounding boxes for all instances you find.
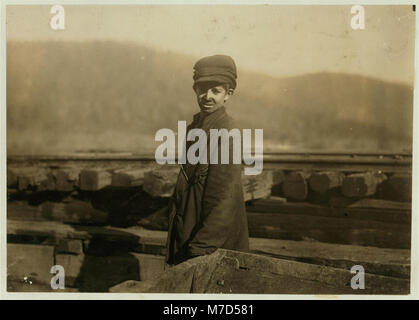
[221,250,409,294]
[110,249,409,294]
[38,200,108,225]
[79,169,112,191]
[342,172,387,197]
[7,243,55,286]
[55,254,85,287]
[349,198,411,210]
[247,198,411,224]
[282,171,312,201]
[7,219,167,254]
[56,239,84,255]
[7,200,108,225]
[249,238,410,279]
[7,219,91,240]
[247,211,410,249]
[309,171,344,193]
[73,255,141,292]
[131,253,166,281]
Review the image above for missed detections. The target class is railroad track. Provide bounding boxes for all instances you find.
[8,152,413,173]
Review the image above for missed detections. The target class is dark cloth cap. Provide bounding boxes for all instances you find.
[193,55,237,89]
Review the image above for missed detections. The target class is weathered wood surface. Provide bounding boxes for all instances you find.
[131,253,166,281]
[7,219,167,255]
[247,211,410,249]
[247,198,411,224]
[55,167,80,191]
[38,200,108,225]
[7,281,79,292]
[282,171,312,201]
[142,168,179,197]
[56,253,85,287]
[271,170,285,196]
[242,171,273,201]
[111,168,149,187]
[348,198,411,210]
[37,172,56,192]
[17,169,47,191]
[110,249,409,294]
[79,169,112,191]
[342,172,387,197]
[309,171,344,193]
[56,239,84,255]
[379,174,412,202]
[7,243,55,286]
[7,219,410,280]
[249,238,410,279]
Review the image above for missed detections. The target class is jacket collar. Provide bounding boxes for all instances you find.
[191,106,227,132]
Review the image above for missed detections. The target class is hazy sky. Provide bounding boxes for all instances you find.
[6,5,416,84]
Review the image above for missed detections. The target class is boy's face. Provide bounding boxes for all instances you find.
[193,81,234,114]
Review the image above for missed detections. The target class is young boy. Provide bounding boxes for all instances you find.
[166,55,249,265]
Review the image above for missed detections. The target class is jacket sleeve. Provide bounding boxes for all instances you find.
[187,136,242,257]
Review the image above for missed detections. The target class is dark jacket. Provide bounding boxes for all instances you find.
[166,106,249,265]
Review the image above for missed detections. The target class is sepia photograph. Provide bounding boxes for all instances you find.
[2,2,416,297]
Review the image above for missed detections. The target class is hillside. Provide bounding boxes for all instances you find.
[6,41,413,155]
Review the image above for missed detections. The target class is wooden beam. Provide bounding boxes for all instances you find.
[242,171,273,201]
[17,169,47,191]
[379,174,412,202]
[142,168,179,197]
[282,171,312,201]
[342,172,387,197]
[309,171,344,193]
[79,169,112,191]
[247,211,410,249]
[38,200,108,225]
[111,168,148,187]
[55,168,79,192]
[247,198,410,223]
[249,237,410,279]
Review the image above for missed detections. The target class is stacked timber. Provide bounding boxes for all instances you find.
[282,171,312,201]
[55,167,80,191]
[142,168,179,197]
[342,172,387,197]
[246,197,411,249]
[17,168,47,191]
[111,168,148,187]
[6,156,413,293]
[38,200,108,225]
[379,174,412,202]
[242,170,273,202]
[79,169,112,191]
[309,171,344,193]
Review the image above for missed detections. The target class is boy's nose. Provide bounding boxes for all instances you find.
[206,89,214,99]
